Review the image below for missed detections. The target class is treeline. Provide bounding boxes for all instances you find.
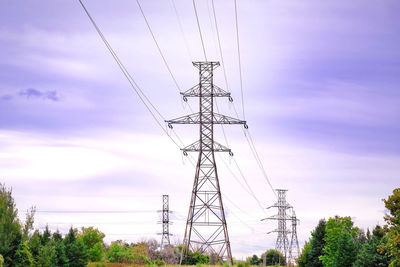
[0,184,214,267]
[297,188,400,267]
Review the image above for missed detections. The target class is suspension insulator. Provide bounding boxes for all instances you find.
[183,151,188,156]
[168,123,173,129]
[228,96,233,102]
[244,124,248,129]
[183,96,188,102]
[229,151,234,156]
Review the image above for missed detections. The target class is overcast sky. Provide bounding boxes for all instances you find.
[1,0,399,259]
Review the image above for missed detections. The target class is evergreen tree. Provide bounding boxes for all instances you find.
[14,241,33,267]
[0,184,23,266]
[381,188,400,267]
[64,227,89,267]
[353,225,390,267]
[308,219,326,267]
[51,231,68,266]
[332,231,356,267]
[28,230,42,265]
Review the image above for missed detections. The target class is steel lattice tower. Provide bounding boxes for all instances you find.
[158,195,172,248]
[288,210,300,265]
[262,189,292,264]
[167,61,246,264]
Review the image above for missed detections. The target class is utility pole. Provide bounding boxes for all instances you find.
[288,210,300,265]
[262,189,292,264]
[167,61,246,264]
[158,195,172,249]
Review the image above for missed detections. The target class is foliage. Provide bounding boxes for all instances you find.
[320,216,358,267]
[0,254,3,267]
[297,241,311,267]
[247,254,261,265]
[64,227,90,266]
[78,226,105,262]
[299,220,326,267]
[14,241,33,267]
[353,226,390,267]
[0,184,22,266]
[106,241,152,264]
[153,258,166,266]
[333,231,357,267]
[263,249,285,266]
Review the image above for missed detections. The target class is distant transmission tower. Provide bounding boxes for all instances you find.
[288,210,300,265]
[158,195,172,248]
[167,61,247,264]
[262,189,292,264]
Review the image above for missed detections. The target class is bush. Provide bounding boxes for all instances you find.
[154,258,166,266]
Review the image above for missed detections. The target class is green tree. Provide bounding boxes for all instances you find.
[381,188,400,267]
[353,225,390,267]
[332,231,356,267]
[297,219,326,267]
[41,225,51,246]
[248,254,260,265]
[14,241,33,267]
[28,230,41,265]
[22,207,35,240]
[51,231,68,266]
[0,184,23,266]
[64,227,89,267]
[320,216,358,267]
[264,249,285,266]
[297,242,311,267]
[106,242,125,263]
[78,226,105,262]
[0,254,4,267]
[308,219,326,267]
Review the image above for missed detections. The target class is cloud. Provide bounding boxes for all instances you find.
[0,94,13,101]
[18,88,60,101]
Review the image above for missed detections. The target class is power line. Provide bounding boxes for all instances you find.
[136,0,194,115]
[77,0,182,149]
[36,210,155,213]
[192,0,208,61]
[209,0,276,199]
[136,0,182,94]
[211,0,230,93]
[170,0,193,61]
[234,0,245,121]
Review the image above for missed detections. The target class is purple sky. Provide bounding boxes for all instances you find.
[1,0,399,258]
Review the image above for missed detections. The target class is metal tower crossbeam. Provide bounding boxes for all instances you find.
[167,61,246,264]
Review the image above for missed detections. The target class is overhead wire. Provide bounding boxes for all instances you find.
[77,0,182,150]
[136,0,194,115]
[209,0,277,200]
[136,0,181,95]
[170,0,193,61]
[79,0,272,235]
[192,0,208,61]
[210,0,277,198]
[234,0,245,121]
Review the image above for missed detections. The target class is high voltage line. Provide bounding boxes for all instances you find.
[134,0,270,213]
[192,0,207,61]
[77,0,275,235]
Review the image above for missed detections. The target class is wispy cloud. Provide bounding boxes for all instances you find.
[18,88,60,101]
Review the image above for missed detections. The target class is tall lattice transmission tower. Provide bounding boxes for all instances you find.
[167,61,247,264]
[158,195,172,248]
[262,189,292,264]
[288,210,300,265]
